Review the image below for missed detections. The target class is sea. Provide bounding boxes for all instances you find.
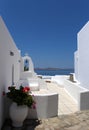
[35,69,74,76]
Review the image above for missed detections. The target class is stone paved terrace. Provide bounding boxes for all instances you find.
[2,82,89,130]
[2,110,89,130]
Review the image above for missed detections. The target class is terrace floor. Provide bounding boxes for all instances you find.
[47,82,78,115]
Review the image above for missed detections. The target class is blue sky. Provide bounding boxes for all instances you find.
[0,0,89,68]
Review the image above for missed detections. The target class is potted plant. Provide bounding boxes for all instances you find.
[6,85,36,127]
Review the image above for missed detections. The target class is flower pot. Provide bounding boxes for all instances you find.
[9,102,28,127]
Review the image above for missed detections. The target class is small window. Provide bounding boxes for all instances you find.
[10,51,14,56]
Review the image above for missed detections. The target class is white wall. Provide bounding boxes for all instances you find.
[64,79,88,103]
[75,21,89,89]
[51,75,69,85]
[64,79,89,111]
[0,16,21,129]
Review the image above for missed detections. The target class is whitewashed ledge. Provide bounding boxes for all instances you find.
[51,75,69,85]
[64,79,89,111]
[41,75,52,82]
[40,75,69,85]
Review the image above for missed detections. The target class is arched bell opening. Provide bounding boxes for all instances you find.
[24,59,29,71]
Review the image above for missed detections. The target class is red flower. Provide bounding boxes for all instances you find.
[6,85,35,108]
[25,86,30,91]
[22,86,30,92]
[22,88,27,92]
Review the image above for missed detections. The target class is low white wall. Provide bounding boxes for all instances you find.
[79,91,89,110]
[51,75,69,85]
[16,77,47,90]
[27,93,58,119]
[64,79,89,110]
[20,71,33,79]
[64,79,87,103]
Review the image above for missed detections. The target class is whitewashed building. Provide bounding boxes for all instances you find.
[74,21,89,89]
[73,21,89,111]
[60,22,89,113]
[0,16,52,129]
[0,16,21,129]
[0,16,41,129]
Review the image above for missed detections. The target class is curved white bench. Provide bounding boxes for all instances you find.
[27,93,58,119]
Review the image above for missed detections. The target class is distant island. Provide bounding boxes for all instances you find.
[34,67,74,70]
